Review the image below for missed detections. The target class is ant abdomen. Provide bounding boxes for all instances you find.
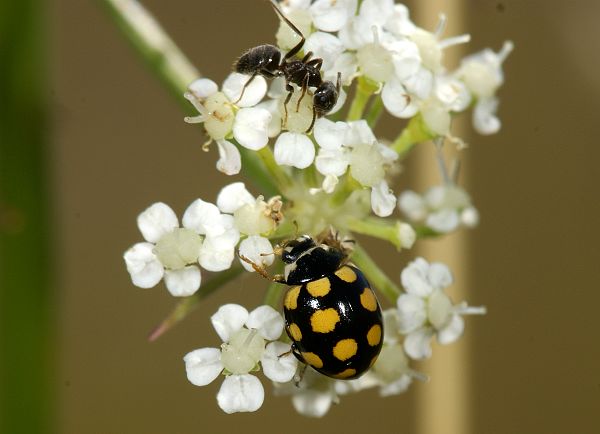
[235,45,281,76]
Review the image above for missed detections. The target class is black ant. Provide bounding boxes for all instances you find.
[234,0,341,133]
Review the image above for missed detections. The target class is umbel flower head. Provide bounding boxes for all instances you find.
[121,0,509,418]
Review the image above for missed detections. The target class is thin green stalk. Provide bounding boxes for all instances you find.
[391,115,435,157]
[330,174,361,207]
[346,77,378,121]
[351,244,402,302]
[346,216,406,250]
[148,266,244,341]
[0,1,53,433]
[264,282,284,309]
[257,146,293,193]
[366,94,384,129]
[101,0,280,196]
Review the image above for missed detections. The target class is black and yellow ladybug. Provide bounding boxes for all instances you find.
[279,235,384,380]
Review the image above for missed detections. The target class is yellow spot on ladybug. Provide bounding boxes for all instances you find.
[367,324,382,346]
[284,286,301,310]
[333,338,358,361]
[288,323,302,341]
[301,352,323,369]
[360,288,378,312]
[306,277,331,297]
[310,308,340,333]
[335,266,357,283]
[333,368,356,379]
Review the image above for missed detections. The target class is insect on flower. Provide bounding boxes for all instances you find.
[234,0,341,132]
[241,231,384,380]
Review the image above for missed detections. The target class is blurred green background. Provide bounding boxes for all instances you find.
[1,0,599,433]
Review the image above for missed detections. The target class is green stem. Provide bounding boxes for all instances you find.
[366,94,384,129]
[346,216,410,250]
[148,266,244,341]
[346,77,378,122]
[0,1,53,433]
[101,0,280,196]
[264,282,284,309]
[391,115,435,157]
[330,175,361,207]
[256,147,292,193]
[351,244,402,303]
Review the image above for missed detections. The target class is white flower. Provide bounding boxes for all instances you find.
[396,258,486,360]
[124,202,206,297]
[398,183,477,233]
[184,75,270,173]
[310,0,357,32]
[184,304,297,414]
[457,41,513,135]
[274,368,339,418]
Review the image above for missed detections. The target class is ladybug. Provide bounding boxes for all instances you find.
[278,235,384,380]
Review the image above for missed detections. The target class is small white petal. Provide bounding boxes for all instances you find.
[461,206,480,227]
[292,390,334,418]
[313,118,349,150]
[182,199,224,236]
[371,181,397,217]
[398,222,416,249]
[403,67,433,100]
[256,99,282,138]
[238,236,275,272]
[188,78,218,99]
[437,314,465,345]
[379,375,412,397]
[322,174,339,193]
[426,209,460,233]
[215,139,241,176]
[360,0,395,26]
[222,72,267,107]
[198,237,236,272]
[261,341,297,382]
[404,327,434,360]
[304,32,345,71]
[310,0,357,32]
[274,132,315,169]
[217,374,264,414]
[315,148,349,177]
[396,293,427,333]
[216,182,255,214]
[211,304,249,342]
[323,52,358,86]
[246,305,284,341]
[401,257,434,297]
[398,190,427,221]
[473,97,501,135]
[183,347,223,386]
[164,266,201,297]
[421,101,451,136]
[137,202,178,243]
[427,262,453,289]
[123,242,164,288]
[387,38,422,81]
[382,79,412,118]
[344,120,377,147]
[382,309,400,344]
[233,107,271,151]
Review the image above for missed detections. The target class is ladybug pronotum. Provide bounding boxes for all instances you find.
[279,235,384,380]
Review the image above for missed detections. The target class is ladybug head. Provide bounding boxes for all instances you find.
[280,235,316,264]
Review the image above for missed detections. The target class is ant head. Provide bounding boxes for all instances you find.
[313,73,341,116]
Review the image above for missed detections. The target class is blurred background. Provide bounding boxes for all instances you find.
[1,0,599,433]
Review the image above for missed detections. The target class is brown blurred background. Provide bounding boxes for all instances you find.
[1,0,599,433]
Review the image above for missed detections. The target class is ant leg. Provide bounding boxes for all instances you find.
[302,51,313,62]
[234,72,258,104]
[270,1,305,61]
[306,58,323,71]
[283,82,294,126]
[335,71,341,93]
[306,105,317,134]
[296,74,310,112]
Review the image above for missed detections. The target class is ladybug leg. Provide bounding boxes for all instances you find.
[294,363,308,387]
[238,254,286,283]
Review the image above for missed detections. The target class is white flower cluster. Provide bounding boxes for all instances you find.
[399,183,479,233]
[184,304,297,413]
[123,182,280,295]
